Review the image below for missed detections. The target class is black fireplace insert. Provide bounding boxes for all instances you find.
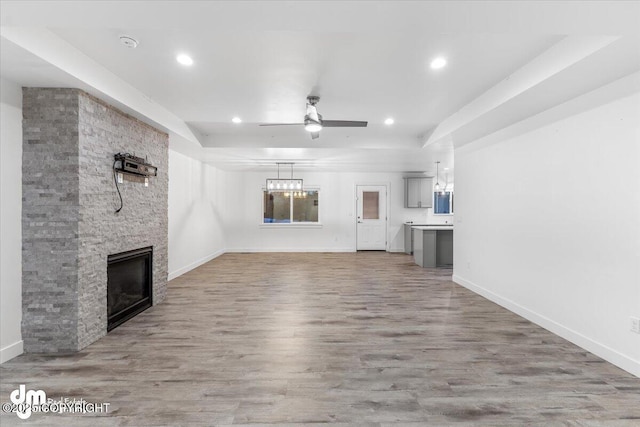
[107,247,153,331]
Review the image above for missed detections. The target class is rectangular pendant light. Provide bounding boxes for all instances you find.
[266,178,303,192]
[266,163,303,192]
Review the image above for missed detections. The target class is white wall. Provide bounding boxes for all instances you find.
[168,149,227,280]
[224,171,452,253]
[453,91,640,377]
[0,78,24,363]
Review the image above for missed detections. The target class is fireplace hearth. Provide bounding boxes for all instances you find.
[107,247,153,331]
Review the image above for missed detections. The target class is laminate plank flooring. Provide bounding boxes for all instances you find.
[1,252,638,426]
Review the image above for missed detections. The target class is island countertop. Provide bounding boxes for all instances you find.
[411,225,454,231]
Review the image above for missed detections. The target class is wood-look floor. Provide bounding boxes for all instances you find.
[1,252,639,426]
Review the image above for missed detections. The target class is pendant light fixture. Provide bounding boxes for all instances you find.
[266,163,303,193]
[434,161,441,192]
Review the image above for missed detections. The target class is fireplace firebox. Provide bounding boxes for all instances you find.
[107,247,153,331]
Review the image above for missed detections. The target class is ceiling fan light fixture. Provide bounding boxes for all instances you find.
[304,116,322,132]
[259,96,366,139]
[305,123,322,132]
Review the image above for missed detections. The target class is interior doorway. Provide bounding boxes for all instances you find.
[356,185,388,250]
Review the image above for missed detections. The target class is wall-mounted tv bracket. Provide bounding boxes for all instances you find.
[113,153,159,213]
[114,153,158,177]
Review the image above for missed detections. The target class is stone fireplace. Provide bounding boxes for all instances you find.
[21,88,168,353]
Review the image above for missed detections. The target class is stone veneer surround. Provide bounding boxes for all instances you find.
[22,88,168,353]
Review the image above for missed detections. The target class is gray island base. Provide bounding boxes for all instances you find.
[412,226,453,268]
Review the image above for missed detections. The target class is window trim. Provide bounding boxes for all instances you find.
[260,186,322,227]
[259,223,324,229]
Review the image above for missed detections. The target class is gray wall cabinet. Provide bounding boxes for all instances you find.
[404,177,433,208]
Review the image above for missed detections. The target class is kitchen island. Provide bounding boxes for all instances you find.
[403,223,452,254]
[412,225,453,268]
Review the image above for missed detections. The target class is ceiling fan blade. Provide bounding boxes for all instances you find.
[258,123,304,126]
[310,132,320,140]
[321,120,368,128]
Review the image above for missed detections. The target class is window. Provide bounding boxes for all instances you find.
[434,191,453,214]
[362,191,379,219]
[263,190,319,224]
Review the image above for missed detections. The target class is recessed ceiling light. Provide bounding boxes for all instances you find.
[119,35,138,48]
[232,117,242,124]
[444,167,449,170]
[430,57,447,69]
[176,54,194,66]
[384,118,395,125]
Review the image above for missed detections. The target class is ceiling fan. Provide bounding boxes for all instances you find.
[259,96,368,139]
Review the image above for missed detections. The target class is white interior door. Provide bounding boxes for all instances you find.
[356,185,387,250]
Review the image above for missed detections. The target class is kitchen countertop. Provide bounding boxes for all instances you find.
[405,223,453,226]
[411,225,454,230]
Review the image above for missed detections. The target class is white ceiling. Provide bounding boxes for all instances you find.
[1,1,639,175]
